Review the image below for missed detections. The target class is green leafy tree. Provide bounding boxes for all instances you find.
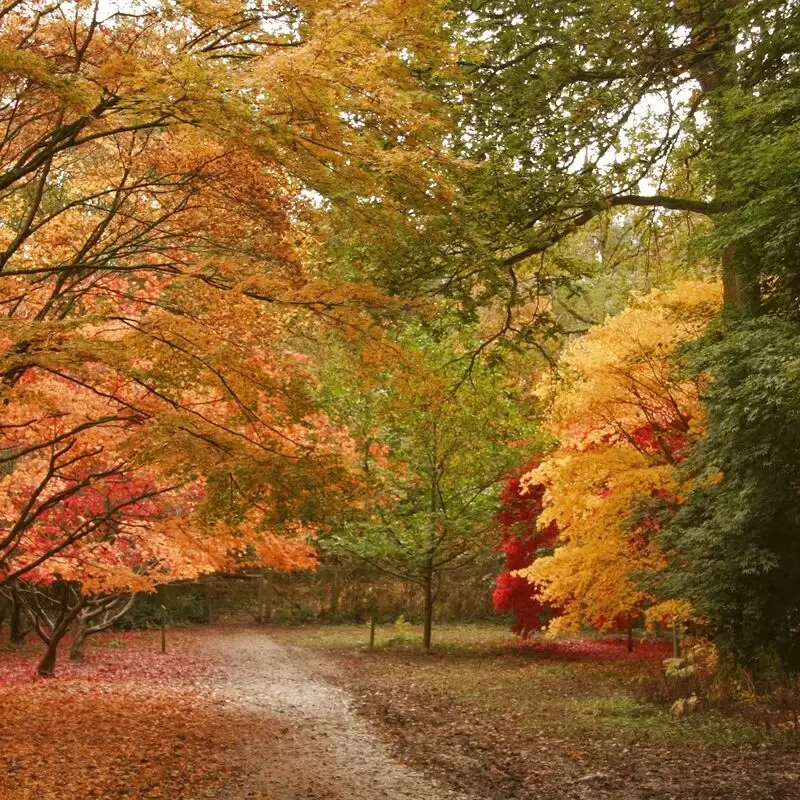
[424,0,798,317]
[658,319,800,670]
[322,329,536,649]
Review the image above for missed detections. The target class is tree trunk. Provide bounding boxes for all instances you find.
[256,574,267,624]
[422,561,434,651]
[688,0,760,316]
[721,244,760,316]
[38,622,77,677]
[36,607,83,675]
[626,614,634,653]
[26,583,86,676]
[38,639,60,677]
[9,589,27,645]
[69,593,134,659]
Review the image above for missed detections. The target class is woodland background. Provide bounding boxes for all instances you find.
[0,0,799,699]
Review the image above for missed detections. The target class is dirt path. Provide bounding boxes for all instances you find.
[204,630,470,800]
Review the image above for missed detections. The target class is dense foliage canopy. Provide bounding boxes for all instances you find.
[1,0,799,675]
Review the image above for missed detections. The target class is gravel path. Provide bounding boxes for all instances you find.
[204,630,471,800]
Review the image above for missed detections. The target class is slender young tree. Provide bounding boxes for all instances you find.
[322,329,537,649]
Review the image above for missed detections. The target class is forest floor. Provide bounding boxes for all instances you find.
[0,623,798,799]
[270,623,800,800]
[0,625,463,800]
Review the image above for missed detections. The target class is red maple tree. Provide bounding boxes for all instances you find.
[492,460,559,637]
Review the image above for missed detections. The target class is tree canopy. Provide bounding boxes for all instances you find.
[1,0,800,676]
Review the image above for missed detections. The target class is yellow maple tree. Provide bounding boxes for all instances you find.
[519,282,721,632]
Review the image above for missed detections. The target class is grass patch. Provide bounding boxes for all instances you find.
[272,622,770,749]
[270,621,517,653]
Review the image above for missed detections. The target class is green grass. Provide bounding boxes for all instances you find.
[270,622,768,749]
[270,621,517,652]
[572,694,766,745]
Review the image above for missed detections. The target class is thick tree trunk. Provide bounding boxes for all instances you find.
[626,614,634,653]
[721,244,760,316]
[688,0,760,316]
[38,634,64,677]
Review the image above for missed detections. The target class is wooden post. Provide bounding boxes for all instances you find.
[202,575,214,623]
[329,565,341,617]
[366,583,377,651]
[256,574,266,624]
[422,564,434,651]
[160,605,167,654]
[263,572,273,623]
[254,572,274,624]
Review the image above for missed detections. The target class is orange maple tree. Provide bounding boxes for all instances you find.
[0,0,454,606]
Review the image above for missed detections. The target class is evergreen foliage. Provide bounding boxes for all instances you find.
[659,318,800,669]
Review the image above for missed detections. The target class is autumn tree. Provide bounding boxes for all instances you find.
[321,327,536,649]
[518,282,720,634]
[492,460,558,638]
[12,474,318,675]
[0,0,457,585]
